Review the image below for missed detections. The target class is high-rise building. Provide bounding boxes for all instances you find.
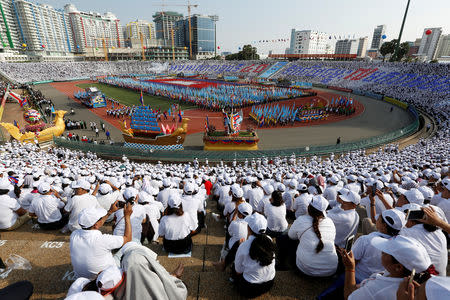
[64,4,124,53]
[0,0,24,50]
[334,39,358,55]
[357,37,368,57]
[289,29,328,54]
[370,25,386,50]
[418,27,442,60]
[176,14,216,59]
[153,11,183,40]
[435,34,450,59]
[14,1,75,55]
[125,20,154,40]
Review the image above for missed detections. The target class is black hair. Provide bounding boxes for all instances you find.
[13,185,21,198]
[380,216,401,236]
[249,234,276,267]
[390,255,436,283]
[270,191,283,207]
[308,205,325,253]
[165,204,184,216]
[0,189,9,195]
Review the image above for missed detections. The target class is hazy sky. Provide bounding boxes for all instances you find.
[41,0,449,54]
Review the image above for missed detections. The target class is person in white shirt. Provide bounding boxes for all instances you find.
[396,275,450,300]
[264,191,288,237]
[181,183,206,235]
[247,181,264,210]
[70,203,132,280]
[223,185,246,225]
[0,179,29,231]
[282,195,338,276]
[327,188,361,247]
[292,184,313,218]
[323,176,340,207]
[282,179,298,219]
[29,182,68,230]
[345,175,361,194]
[19,181,39,211]
[234,213,276,298]
[341,235,438,300]
[93,181,121,222]
[400,205,448,276]
[159,194,196,254]
[436,178,450,222]
[156,178,176,209]
[256,184,274,214]
[113,188,146,243]
[64,180,100,232]
[138,191,164,244]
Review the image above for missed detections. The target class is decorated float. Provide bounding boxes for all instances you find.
[203,110,259,151]
[74,87,107,108]
[121,106,188,151]
[0,109,66,143]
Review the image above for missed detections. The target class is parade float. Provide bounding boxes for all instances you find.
[203,110,259,151]
[0,109,66,143]
[121,106,188,151]
[74,87,107,108]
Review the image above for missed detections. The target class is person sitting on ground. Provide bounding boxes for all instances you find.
[0,179,29,231]
[292,184,313,218]
[113,188,146,243]
[281,196,338,276]
[70,203,132,280]
[264,191,288,238]
[28,182,68,230]
[341,235,438,300]
[234,213,276,298]
[396,271,450,300]
[93,181,121,223]
[158,194,196,254]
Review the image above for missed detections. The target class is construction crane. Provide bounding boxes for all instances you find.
[155,1,198,60]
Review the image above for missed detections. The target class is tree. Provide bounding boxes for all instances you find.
[390,41,410,62]
[225,44,259,60]
[379,39,396,61]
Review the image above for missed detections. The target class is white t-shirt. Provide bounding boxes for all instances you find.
[182,194,205,228]
[70,229,123,280]
[361,194,394,219]
[65,194,100,231]
[430,193,444,206]
[248,187,264,211]
[323,185,339,202]
[157,188,177,209]
[400,224,448,276]
[158,213,196,240]
[96,191,121,211]
[283,189,297,211]
[256,195,271,214]
[292,193,313,218]
[437,198,450,224]
[29,195,64,224]
[218,186,232,206]
[327,206,359,248]
[264,202,288,232]
[19,191,38,210]
[223,201,240,222]
[0,195,20,229]
[234,235,276,284]
[113,204,147,241]
[228,218,248,249]
[288,215,338,277]
[352,232,390,281]
[348,272,403,300]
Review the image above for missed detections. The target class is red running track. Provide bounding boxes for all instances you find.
[50,81,364,136]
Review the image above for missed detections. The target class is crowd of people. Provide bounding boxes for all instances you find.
[0,59,448,299]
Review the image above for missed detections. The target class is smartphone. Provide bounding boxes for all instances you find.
[408,269,416,285]
[406,210,425,220]
[345,235,355,253]
[371,183,377,197]
[117,201,125,209]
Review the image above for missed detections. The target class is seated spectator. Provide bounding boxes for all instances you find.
[292,184,313,218]
[234,213,276,298]
[264,191,288,238]
[0,179,29,231]
[158,194,196,254]
[113,188,146,243]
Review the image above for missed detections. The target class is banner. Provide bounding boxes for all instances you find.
[383,96,408,110]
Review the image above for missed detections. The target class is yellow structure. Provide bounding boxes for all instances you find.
[1,110,66,143]
[203,132,259,151]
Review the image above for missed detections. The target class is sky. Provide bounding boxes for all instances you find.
[40,0,450,55]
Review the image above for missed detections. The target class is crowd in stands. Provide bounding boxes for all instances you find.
[0,59,448,299]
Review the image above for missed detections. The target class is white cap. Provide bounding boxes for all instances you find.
[0,178,11,190]
[73,179,90,190]
[426,276,450,299]
[418,186,434,201]
[328,176,339,184]
[442,178,450,191]
[123,187,138,200]
[245,212,267,234]
[183,183,195,194]
[231,185,244,198]
[310,195,329,213]
[338,188,361,205]
[237,202,252,217]
[381,209,406,231]
[162,178,172,188]
[288,179,297,189]
[404,188,425,205]
[263,184,274,195]
[297,183,307,192]
[168,194,182,208]
[78,207,107,229]
[371,235,431,273]
[96,265,123,293]
[65,291,104,300]
[99,183,112,194]
[38,182,51,194]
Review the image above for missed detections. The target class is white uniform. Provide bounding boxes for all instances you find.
[159,213,196,240]
[113,204,147,242]
[29,195,64,224]
[181,195,205,229]
[228,218,248,248]
[288,215,338,277]
[352,232,390,281]
[327,206,359,247]
[348,272,403,300]
[248,187,264,211]
[292,193,313,218]
[264,202,288,232]
[65,194,100,231]
[0,195,20,229]
[360,193,394,218]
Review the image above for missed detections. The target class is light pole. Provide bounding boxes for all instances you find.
[392,0,411,61]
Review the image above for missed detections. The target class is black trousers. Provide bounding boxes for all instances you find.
[38,214,69,231]
[236,275,274,298]
[0,281,33,300]
[275,234,299,270]
[224,241,240,267]
[163,235,192,254]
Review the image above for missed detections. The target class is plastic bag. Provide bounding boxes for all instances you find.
[0,255,32,279]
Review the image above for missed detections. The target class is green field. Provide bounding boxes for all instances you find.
[76,83,195,111]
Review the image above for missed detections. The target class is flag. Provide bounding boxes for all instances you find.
[178,109,182,122]
[139,90,144,106]
[51,105,55,114]
[9,176,18,185]
[13,120,19,129]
